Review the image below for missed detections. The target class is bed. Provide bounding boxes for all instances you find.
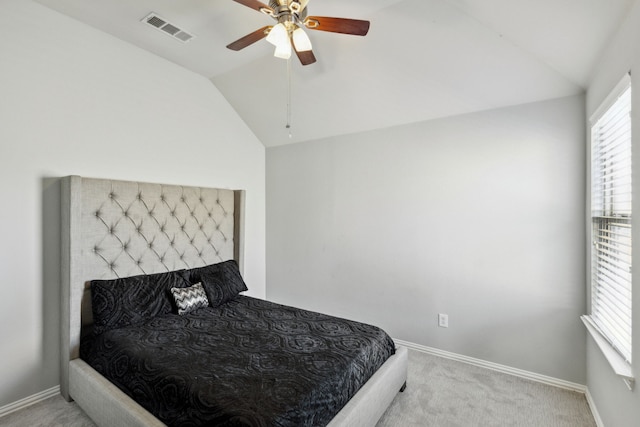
[60,175,408,427]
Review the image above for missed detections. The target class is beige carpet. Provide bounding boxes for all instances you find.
[0,350,596,427]
[377,350,596,427]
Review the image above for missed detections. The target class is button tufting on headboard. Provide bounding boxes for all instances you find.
[80,178,235,279]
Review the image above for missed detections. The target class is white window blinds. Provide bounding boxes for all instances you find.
[590,76,632,364]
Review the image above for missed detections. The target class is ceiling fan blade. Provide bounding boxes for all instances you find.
[232,0,274,15]
[294,47,317,66]
[226,26,272,51]
[304,16,370,36]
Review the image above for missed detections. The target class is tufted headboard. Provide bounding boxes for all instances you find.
[60,176,245,400]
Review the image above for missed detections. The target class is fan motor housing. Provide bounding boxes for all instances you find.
[269,0,307,21]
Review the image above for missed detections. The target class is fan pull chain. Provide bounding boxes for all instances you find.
[286,56,292,139]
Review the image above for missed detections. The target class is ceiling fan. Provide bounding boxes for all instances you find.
[226,0,370,66]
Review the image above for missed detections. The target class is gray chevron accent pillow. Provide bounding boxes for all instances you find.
[170,282,210,315]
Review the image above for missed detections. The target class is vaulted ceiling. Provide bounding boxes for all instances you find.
[35,0,636,146]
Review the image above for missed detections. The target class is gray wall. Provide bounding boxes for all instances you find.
[0,1,266,409]
[585,1,640,425]
[267,95,586,384]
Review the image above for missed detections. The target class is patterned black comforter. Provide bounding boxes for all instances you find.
[80,296,396,426]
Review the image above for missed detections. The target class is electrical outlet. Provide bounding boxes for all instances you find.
[438,313,449,328]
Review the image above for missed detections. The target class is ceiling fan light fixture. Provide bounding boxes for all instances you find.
[266,22,288,47]
[273,41,292,59]
[292,27,312,52]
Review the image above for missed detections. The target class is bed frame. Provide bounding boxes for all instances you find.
[60,175,407,427]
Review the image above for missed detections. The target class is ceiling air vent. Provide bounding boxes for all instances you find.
[142,13,195,43]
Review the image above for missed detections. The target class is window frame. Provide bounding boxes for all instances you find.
[582,73,634,390]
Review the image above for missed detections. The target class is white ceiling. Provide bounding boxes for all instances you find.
[35,0,635,147]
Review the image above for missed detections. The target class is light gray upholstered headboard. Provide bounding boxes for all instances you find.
[60,176,245,400]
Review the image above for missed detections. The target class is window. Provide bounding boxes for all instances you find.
[586,75,632,372]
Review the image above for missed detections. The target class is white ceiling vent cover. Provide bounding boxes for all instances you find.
[142,13,195,43]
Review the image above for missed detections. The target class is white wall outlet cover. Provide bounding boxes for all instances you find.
[438,313,449,328]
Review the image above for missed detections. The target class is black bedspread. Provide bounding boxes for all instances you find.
[81,296,396,427]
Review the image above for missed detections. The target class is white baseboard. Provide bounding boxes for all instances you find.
[394,339,587,394]
[0,385,60,419]
[585,388,605,427]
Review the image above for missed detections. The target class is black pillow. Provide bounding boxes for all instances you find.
[91,270,188,334]
[182,260,248,308]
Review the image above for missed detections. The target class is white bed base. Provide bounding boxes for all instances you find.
[70,348,407,427]
[61,175,407,427]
